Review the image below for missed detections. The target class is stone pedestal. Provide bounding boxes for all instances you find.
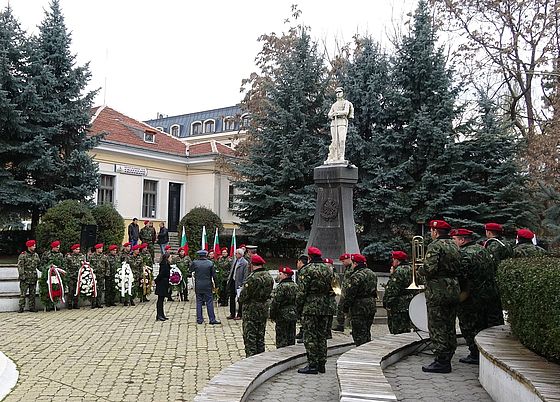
[306,164,359,262]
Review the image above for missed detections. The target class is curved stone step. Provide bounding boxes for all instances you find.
[0,351,18,400]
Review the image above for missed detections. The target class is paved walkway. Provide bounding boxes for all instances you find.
[383,350,492,402]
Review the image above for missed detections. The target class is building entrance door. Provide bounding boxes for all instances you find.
[168,183,181,232]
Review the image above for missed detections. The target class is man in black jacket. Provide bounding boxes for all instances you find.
[157,222,169,255]
[128,218,140,247]
[192,250,221,325]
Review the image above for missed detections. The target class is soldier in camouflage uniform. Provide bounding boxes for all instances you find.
[342,254,377,346]
[296,247,335,374]
[418,220,461,374]
[39,240,65,311]
[333,253,353,332]
[323,258,337,339]
[65,243,86,309]
[483,222,511,326]
[18,240,40,312]
[269,266,298,348]
[512,228,547,257]
[172,246,192,301]
[383,251,416,334]
[239,254,274,357]
[120,242,131,263]
[105,245,120,306]
[139,220,155,261]
[128,244,144,305]
[216,248,232,306]
[452,228,498,365]
[295,254,310,343]
[89,243,109,308]
[139,243,153,302]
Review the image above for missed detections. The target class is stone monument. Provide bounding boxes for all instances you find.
[306,87,359,266]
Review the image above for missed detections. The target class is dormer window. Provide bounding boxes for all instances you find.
[224,117,235,131]
[204,119,215,133]
[241,113,250,128]
[144,131,156,143]
[155,127,164,132]
[191,121,202,135]
[170,124,180,137]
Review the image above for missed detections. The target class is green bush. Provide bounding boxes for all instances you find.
[178,207,223,259]
[497,257,560,362]
[92,203,124,248]
[36,200,96,254]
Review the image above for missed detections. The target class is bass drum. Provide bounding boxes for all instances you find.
[408,293,428,332]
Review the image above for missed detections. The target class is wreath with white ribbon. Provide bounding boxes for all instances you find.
[115,261,134,297]
[140,266,153,296]
[75,261,97,298]
[46,264,66,303]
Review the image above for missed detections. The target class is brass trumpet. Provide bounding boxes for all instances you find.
[407,235,425,290]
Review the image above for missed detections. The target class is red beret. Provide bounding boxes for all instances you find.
[50,240,61,248]
[429,220,451,230]
[279,266,294,276]
[239,244,246,248]
[94,243,104,249]
[251,254,266,265]
[391,251,408,261]
[25,240,36,248]
[307,246,322,256]
[164,245,172,250]
[70,243,81,250]
[123,242,131,247]
[339,253,351,261]
[451,228,473,236]
[132,244,141,251]
[485,222,502,232]
[323,258,333,264]
[351,254,367,263]
[108,245,118,251]
[517,228,534,239]
[140,243,148,249]
[144,220,150,225]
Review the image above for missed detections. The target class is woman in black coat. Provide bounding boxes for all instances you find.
[155,252,171,321]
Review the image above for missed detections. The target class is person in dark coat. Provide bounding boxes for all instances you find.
[155,252,171,321]
[157,222,169,255]
[226,248,249,320]
[192,250,221,325]
[128,218,140,247]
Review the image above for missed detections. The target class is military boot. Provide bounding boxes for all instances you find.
[318,363,326,373]
[422,359,452,373]
[332,325,345,332]
[459,353,479,365]
[297,365,318,374]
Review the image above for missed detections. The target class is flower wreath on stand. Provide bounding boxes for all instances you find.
[75,261,97,299]
[140,266,154,297]
[169,264,184,299]
[39,264,67,310]
[115,261,134,297]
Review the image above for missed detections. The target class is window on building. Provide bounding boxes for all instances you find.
[170,124,180,137]
[144,132,155,143]
[204,120,215,133]
[241,114,250,128]
[142,179,158,218]
[192,122,202,135]
[155,127,164,132]
[228,184,235,210]
[224,117,235,131]
[97,175,115,205]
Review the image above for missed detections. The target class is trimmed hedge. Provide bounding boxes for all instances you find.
[497,257,560,362]
[92,203,124,247]
[178,207,223,259]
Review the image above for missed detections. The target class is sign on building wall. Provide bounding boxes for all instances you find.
[114,164,148,176]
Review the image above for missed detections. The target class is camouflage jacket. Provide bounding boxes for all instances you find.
[106,254,120,276]
[41,250,65,269]
[269,278,298,322]
[296,260,336,316]
[483,237,513,263]
[141,250,153,267]
[172,255,192,278]
[89,252,110,277]
[119,250,130,263]
[458,241,497,303]
[215,257,232,280]
[64,253,85,277]
[128,254,144,277]
[17,250,40,281]
[512,242,547,258]
[239,268,274,320]
[383,264,416,313]
[139,226,153,244]
[418,236,461,306]
[342,264,377,316]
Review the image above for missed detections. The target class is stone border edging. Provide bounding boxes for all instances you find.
[336,332,429,402]
[475,325,560,402]
[0,351,19,401]
[194,338,354,402]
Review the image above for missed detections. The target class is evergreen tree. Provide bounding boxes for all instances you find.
[234,14,329,251]
[26,0,100,229]
[441,95,535,234]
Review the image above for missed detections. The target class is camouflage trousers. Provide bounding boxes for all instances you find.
[458,298,488,354]
[387,311,413,334]
[486,295,504,327]
[105,276,116,306]
[242,316,267,357]
[19,280,37,311]
[302,315,329,368]
[351,314,375,346]
[335,295,346,327]
[66,275,79,308]
[275,320,296,349]
[91,276,105,308]
[427,301,457,361]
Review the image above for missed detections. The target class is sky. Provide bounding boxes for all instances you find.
[2,0,418,122]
